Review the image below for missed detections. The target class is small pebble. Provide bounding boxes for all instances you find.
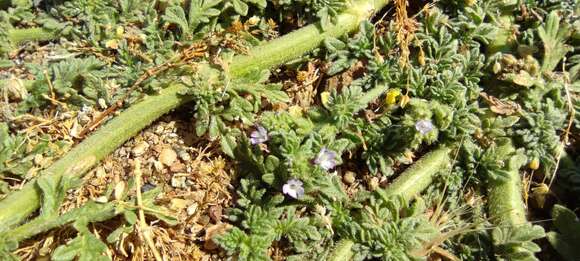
[154,125,164,134]
[95,167,107,178]
[170,198,189,211]
[178,150,191,162]
[159,147,177,166]
[187,202,198,215]
[33,154,44,165]
[153,161,164,172]
[208,205,223,223]
[170,162,186,172]
[171,175,187,188]
[132,142,149,156]
[198,215,210,226]
[141,183,156,193]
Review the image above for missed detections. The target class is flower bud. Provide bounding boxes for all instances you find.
[529,158,540,170]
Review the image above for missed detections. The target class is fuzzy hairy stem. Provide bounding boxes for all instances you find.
[0,84,190,230]
[7,27,59,45]
[229,0,389,77]
[329,146,452,260]
[3,202,117,243]
[486,143,527,226]
[328,239,355,261]
[376,146,452,203]
[0,0,391,229]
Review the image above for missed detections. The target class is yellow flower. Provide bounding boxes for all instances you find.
[385,89,401,106]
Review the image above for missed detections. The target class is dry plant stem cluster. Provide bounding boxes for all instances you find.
[0,0,392,229]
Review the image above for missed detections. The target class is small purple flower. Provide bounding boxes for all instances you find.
[314,147,338,171]
[282,178,305,199]
[415,119,434,135]
[250,125,269,145]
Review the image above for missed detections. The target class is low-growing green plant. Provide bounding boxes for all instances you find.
[547,204,580,261]
[0,0,579,260]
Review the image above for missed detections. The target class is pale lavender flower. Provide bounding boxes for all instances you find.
[314,147,338,171]
[415,119,434,135]
[282,178,305,199]
[250,125,269,145]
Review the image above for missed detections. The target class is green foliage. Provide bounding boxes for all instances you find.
[332,196,439,260]
[1,0,579,260]
[217,179,326,260]
[52,220,111,261]
[491,224,545,261]
[272,0,346,30]
[20,57,110,111]
[0,123,29,177]
[0,123,71,179]
[537,11,573,72]
[324,21,374,75]
[162,0,222,39]
[546,204,580,261]
[180,64,289,157]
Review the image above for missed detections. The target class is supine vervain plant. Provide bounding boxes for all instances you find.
[0,0,392,231]
[1,0,579,260]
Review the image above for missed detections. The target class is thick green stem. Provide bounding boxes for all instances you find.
[5,202,117,243]
[229,0,388,77]
[0,0,391,229]
[329,146,452,260]
[376,146,452,203]
[7,28,60,45]
[0,84,190,230]
[485,143,545,260]
[487,169,527,226]
[328,239,355,261]
[486,143,527,226]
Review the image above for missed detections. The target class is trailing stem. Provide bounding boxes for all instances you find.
[7,27,59,45]
[376,146,452,203]
[0,84,189,230]
[0,0,391,229]
[486,143,527,226]
[486,142,544,260]
[329,146,453,259]
[3,202,117,243]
